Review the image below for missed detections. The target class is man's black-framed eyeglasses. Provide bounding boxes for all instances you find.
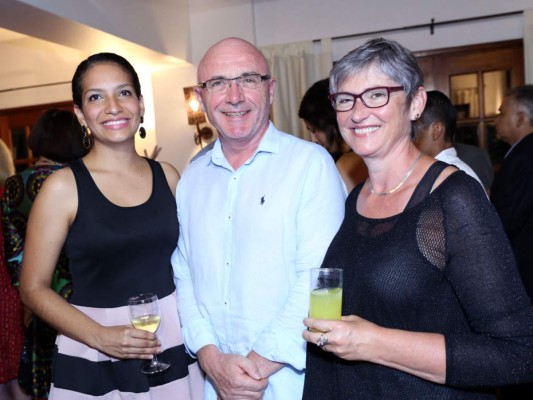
[328,86,405,112]
[197,74,271,94]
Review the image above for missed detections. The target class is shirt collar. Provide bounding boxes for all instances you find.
[439,147,458,157]
[504,133,529,158]
[210,121,279,169]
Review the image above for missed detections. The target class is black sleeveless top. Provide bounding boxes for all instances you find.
[65,158,178,308]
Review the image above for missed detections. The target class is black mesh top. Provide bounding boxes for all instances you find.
[65,158,178,308]
[303,162,533,400]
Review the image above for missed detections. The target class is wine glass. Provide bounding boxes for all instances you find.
[128,293,170,375]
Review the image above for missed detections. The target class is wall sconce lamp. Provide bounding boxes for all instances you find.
[183,86,213,148]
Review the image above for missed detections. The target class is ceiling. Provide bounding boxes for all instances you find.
[0,0,188,70]
[0,27,26,42]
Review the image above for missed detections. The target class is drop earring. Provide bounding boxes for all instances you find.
[139,116,146,139]
[82,126,91,149]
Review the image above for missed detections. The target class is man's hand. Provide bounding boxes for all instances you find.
[198,345,268,399]
[247,351,284,379]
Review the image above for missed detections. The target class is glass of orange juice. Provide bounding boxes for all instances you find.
[309,268,343,325]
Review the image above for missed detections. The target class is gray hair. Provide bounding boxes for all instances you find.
[330,38,424,107]
[506,84,533,125]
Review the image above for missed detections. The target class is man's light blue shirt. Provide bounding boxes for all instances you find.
[172,122,346,400]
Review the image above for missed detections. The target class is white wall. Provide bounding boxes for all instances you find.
[150,64,203,174]
[188,1,255,65]
[0,37,82,109]
[252,0,533,60]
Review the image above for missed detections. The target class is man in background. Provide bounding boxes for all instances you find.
[491,84,533,298]
[414,90,485,190]
[172,37,346,400]
[491,83,533,400]
[455,141,493,192]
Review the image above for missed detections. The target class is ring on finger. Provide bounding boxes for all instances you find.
[316,334,329,348]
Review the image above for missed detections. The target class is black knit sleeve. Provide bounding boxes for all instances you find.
[441,173,533,387]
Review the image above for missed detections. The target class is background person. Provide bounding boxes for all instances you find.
[491,85,533,400]
[0,138,29,400]
[299,78,367,192]
[491,84,533,301]
[19,52,203,399]
[0,138,15,181]
[299,78,350,161]
[173,37,346,400]
[414,90,485,190]
[302,38,533,400]
[455,142,494,192]
[2,108,88,399]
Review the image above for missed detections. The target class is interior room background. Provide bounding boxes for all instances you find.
[1,0,533,174]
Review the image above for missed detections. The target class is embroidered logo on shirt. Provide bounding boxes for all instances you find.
[260,196,265,205]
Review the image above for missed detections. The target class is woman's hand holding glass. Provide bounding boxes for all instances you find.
[303,314,378,361]
[88,323,159,361]
[128,293,170,374]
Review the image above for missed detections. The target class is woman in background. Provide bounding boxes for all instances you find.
[302,38,533,400]
[2,108,88,399]
[299,78,367,192]
[0,138,29,400]
[19,52,203,399]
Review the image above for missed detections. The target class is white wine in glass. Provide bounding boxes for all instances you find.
[128,293,170,375]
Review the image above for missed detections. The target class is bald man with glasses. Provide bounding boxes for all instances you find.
[172,37,346,400]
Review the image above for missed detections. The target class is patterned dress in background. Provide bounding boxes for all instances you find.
[2,163,72,399]
[0,186,26,386]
